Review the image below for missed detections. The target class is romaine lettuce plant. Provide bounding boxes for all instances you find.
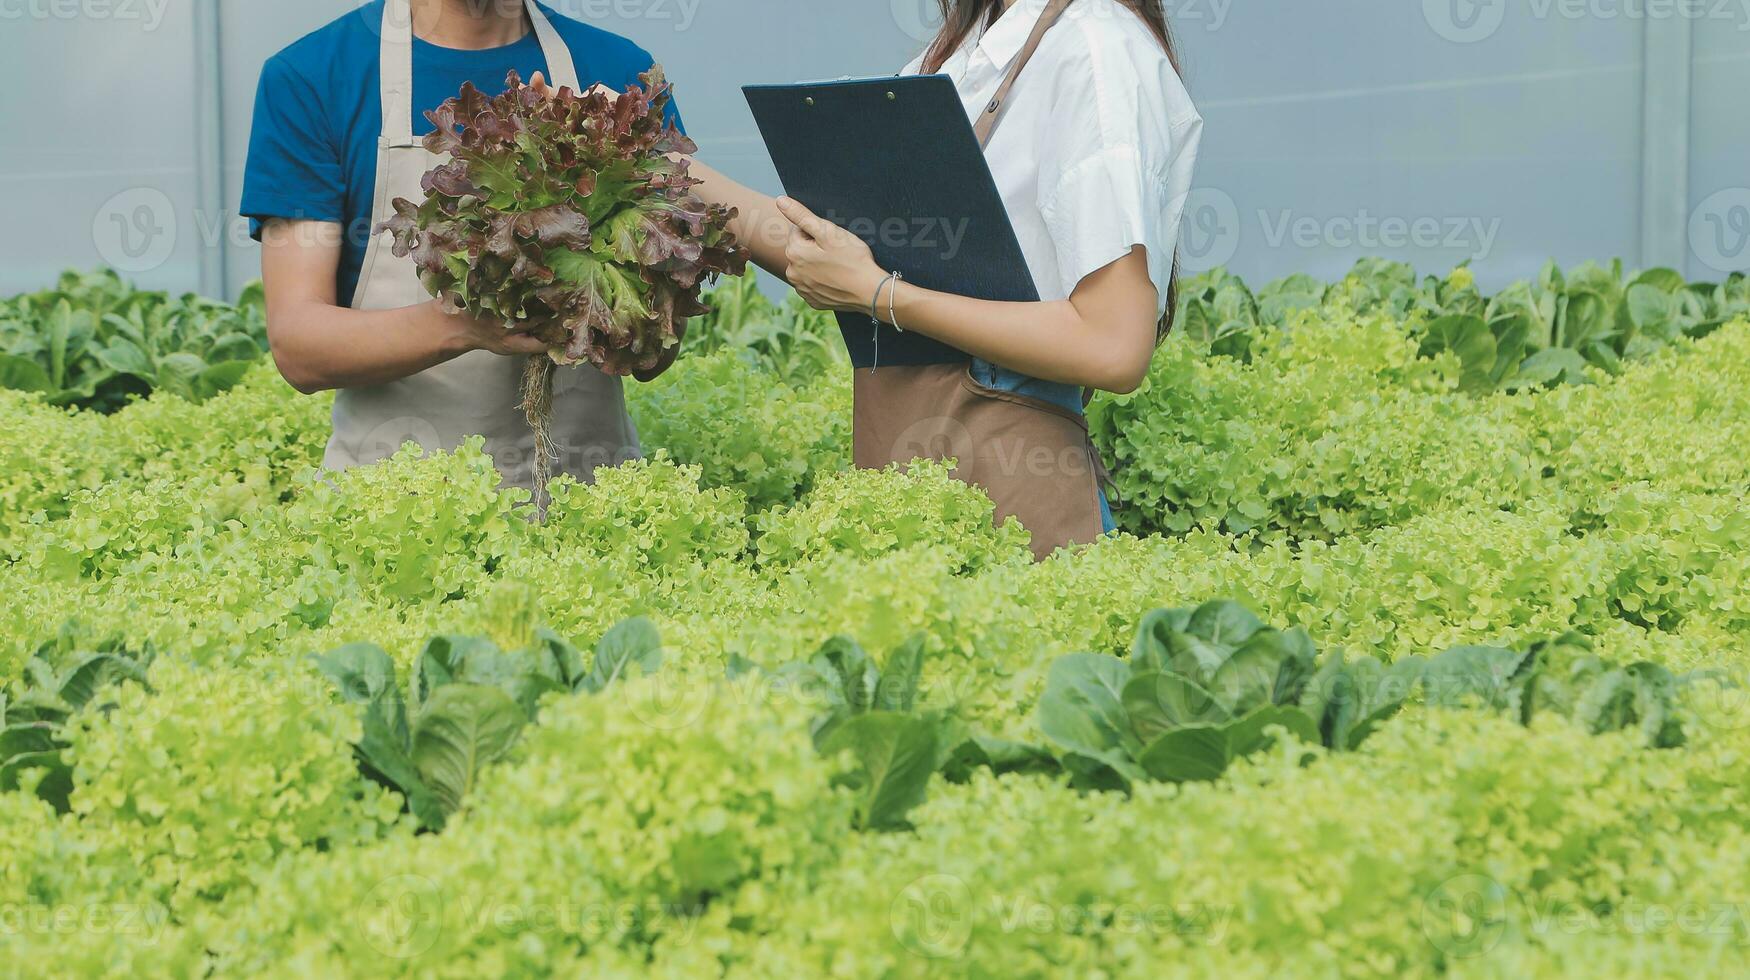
[1037,602,1688,790]
[314,618,663,831]
[0,629,153,812]
[0,270,268,412]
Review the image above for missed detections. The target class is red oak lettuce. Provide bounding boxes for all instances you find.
[380,68,747,377]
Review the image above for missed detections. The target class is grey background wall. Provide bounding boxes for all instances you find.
[0,0,1745,300]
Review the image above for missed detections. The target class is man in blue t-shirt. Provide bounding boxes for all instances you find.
[242,0,688,490]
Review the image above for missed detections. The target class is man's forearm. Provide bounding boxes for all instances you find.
[268,299,470,394]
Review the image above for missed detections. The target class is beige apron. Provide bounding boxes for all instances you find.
[327,0,639,492]
[855,0,1107,562]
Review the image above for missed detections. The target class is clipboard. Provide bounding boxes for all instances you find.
[744,74,1038,367]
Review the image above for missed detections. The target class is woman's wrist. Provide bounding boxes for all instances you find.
[850,264,890,316]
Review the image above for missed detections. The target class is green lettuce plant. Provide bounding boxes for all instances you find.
[1037,602,1688,790]
[313,617,663,831]
[0,270,267,412]
[0,628,153,811]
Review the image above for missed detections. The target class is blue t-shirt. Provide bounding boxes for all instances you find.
[242,1,681,304]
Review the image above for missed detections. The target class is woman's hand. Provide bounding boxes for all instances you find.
[777,198,887,314]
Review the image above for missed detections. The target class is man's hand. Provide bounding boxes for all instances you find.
[261,218,551,393]
[434,302,551,357]
[528,71,615,100]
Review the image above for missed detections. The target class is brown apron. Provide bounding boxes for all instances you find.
[856,0,1104,561]
[854,364,1106,561]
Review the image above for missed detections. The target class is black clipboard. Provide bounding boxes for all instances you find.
[744,74,1037,367]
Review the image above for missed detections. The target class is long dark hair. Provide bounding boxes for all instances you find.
[924,0,1183,339]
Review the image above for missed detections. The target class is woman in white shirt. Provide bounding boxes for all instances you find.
[692,0,1202,559]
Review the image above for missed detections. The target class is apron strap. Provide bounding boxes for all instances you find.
[973,0,1075,149]
[380,0,582,149]
[525,1,581,93]
[381,0,417,148]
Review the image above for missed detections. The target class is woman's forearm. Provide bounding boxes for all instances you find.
[775,198,1161,393]
[883,284,1152,393]
[686,159,790,278]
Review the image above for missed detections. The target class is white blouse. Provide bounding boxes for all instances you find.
[903,0,1203,318]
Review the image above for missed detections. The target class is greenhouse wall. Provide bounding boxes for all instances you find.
[0,0,1745,298]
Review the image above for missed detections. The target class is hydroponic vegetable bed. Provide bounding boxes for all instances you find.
[2,261,1748,977]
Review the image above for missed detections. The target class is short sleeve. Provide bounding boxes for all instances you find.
[1031,24,1202,311]
[241,55,346,240]
[1039,144,1169,298]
